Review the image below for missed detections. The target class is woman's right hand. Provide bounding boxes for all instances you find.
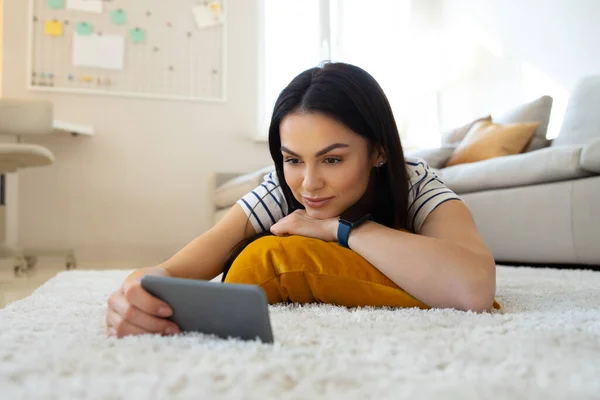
[105,267,181,338]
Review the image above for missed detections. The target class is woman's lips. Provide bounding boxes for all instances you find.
[302,196,334,209]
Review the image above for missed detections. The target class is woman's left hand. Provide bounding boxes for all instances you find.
[270,210,338,242]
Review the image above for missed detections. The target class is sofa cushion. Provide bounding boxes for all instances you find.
[581,138,600,174]
[440,115,492,147]
[493,95,553,152]
[215,165,276,209]
[553,76,600,147]
[404,147,455,169]
[439,146,594,194]
[446,121,540,167]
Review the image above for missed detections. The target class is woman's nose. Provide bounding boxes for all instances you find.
[302,165,325,192]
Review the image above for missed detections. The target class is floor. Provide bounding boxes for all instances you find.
[4,265,599,398]
[0,258,133,308]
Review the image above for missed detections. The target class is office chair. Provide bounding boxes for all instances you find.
[0,98,76,276]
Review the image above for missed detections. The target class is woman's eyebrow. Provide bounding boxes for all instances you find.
[280,143,350,158]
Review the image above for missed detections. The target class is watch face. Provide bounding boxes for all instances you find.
[340,203,369,224]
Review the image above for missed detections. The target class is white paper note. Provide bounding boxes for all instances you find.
[192,4,224,30]
[73,34,125,70]
[67,0,103,14]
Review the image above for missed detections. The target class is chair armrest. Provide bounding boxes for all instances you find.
[405,147,455,169]
[581,138,600,174]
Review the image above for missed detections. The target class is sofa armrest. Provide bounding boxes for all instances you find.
[214,165,276,209]
[440,146,594,194]
[581,138,600,174]
[404,147,455,169]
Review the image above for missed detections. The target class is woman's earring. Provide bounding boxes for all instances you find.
[377,161,384,167]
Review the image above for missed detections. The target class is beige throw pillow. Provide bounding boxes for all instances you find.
[446,120,541,167]
[441,115,492,147]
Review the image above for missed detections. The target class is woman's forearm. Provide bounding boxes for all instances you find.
[347,221,496,312]
[125,265,171,285]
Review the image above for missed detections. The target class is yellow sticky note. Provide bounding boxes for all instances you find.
[45,20,63,36]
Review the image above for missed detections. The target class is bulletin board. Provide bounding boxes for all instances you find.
[27,0,227,102]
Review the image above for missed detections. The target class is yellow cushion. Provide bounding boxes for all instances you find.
[446,120,540,167]
[441,115,492,147]
[224,235,501,310]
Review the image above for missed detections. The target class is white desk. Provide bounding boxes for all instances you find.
[52,120,95,137]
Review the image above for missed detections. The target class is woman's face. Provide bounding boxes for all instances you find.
[279,112,382,220]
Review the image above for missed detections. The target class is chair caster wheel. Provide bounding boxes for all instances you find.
[66,255,77,270]
[13,258,27,277]
[25,256,38,271]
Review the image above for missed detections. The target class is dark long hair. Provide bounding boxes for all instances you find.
[222,62,410,281]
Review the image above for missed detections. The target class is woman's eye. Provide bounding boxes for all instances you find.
[285,158,301,165]
[324,158,342,164]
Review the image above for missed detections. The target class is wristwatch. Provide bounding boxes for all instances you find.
[337,213,372,248]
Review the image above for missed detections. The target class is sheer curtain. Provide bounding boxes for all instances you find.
[260,0,445,149]
[259,0,322,139]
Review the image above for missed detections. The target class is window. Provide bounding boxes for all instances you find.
[259,0,324,140]
[260,1,568,147]
[260,0,444,150]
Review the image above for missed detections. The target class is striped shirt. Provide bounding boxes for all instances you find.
[237,157,462,234]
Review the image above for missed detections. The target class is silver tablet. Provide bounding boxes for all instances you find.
[140,275,274,343]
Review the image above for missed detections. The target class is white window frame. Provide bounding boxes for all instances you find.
[256,0,332,141]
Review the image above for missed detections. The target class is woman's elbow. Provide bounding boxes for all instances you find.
[459,257,497,312]
[460,294,495,313]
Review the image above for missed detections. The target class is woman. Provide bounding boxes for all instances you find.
[105,62,496,338]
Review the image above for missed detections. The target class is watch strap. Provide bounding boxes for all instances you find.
[337,220,352,248]
[337,213,372,249]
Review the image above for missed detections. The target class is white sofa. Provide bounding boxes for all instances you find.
[213,76,600,267]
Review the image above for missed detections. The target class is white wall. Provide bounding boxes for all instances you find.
[2,0,271,266]
[438,0,600,137]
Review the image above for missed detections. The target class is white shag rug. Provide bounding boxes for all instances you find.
[1,266,599,400]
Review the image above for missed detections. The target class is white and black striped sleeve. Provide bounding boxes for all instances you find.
[236,171,288,233]
[406,158,463,234]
